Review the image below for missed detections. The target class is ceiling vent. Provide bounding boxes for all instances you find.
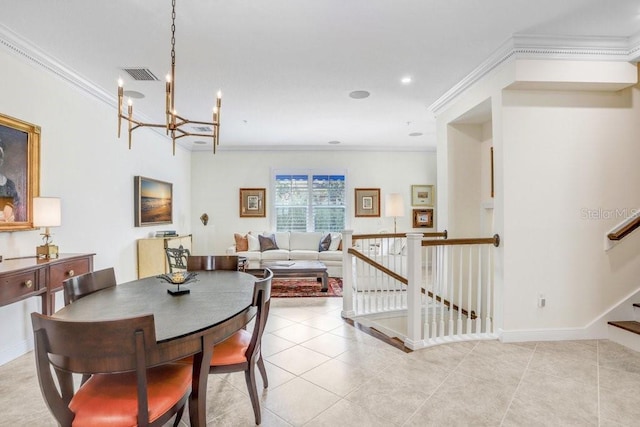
[122,68,159,81]
[192,126,213,132]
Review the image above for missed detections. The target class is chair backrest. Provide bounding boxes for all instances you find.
[245,268,273,362]
[30,312,158,426]
[62,267,117,306]
[187,255,239,272]
[166,245,190,273]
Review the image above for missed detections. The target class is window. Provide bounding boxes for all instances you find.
[273,172,346,232]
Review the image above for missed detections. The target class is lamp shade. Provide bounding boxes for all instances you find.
[385,193,405,217]
[33,197,61,227]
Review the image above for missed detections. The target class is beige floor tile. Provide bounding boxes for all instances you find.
[268,307,318,323]
[599,366,640,393]
[301,358,377,397]
[266,345,331,375]
[301,313,347,331]
[261,332,298,356]
[454,353,526,386]
[300,332,354,357]
[405,372,516,427]
[264,314,297,333]
[505,370,598,426]
[304,398,397,427]
[220,361,296,393]
[535,339,598,362]
[527,348,597,385]
[599,383,640,425]
[270,323,326,344]
[406,342,471,371]
[262,378,340,425]
[598,340,640,375]
[470,340,535,366]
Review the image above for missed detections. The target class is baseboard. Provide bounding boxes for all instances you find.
[0,337,33,366]
[498,326,603,343]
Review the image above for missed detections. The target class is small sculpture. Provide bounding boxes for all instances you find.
[200,213,209,226]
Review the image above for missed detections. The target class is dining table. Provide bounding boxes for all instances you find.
[52,269,258,427]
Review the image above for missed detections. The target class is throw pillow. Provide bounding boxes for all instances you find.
[389,238,405,255]
[328,233,341,251]
[234,233,249,252]
[318,233,331,252]
[259,234,279,252]
[247,233,260,251]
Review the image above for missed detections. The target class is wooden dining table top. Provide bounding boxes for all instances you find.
[53,270,257,342]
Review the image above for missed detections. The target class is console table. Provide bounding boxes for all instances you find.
[0,253,95,315]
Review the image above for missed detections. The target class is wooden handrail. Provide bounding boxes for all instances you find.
[607,215,640,241]
[422,234,500,247]
[348,248,407,284]
[353,230,447,241]
[347,247,476,319]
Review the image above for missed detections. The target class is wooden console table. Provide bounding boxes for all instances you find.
[0,253,95,315]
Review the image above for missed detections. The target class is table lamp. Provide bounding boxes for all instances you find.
[33,197,61,259]
[385,193,405,233]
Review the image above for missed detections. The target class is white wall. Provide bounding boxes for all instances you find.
[0,48,192,364]
[189,150,437,254]
[501,85,640,331]
[436,58,640,339]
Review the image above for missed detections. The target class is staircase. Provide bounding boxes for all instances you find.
[608,303,640,352]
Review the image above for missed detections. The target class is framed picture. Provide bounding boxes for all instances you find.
[412,208,434,228]
[134,176,173,227]
[240,188,265,217]
[355,188,380,217]
[411,184,434,206]
[0,113,40,232]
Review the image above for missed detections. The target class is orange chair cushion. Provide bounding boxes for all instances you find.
[210,329,251,366]
[69,363,191,426]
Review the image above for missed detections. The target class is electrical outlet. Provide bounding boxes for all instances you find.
[538,294,546,308]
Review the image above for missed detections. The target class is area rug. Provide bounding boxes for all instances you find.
[271,277,343,298]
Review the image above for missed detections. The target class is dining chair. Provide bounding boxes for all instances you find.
[186,254,238,271]
[62,267,117,306]
[208,267,273,425]
[166,245,190,273]
[31,312,191,427]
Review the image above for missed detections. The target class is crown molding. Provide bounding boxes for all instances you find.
[429,34,639,116]
[0,24,183,148]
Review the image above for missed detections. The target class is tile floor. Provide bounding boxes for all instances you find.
[2,296,640,426]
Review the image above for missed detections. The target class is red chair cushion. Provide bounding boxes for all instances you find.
[210,329,251,366]
[69,363,191,426]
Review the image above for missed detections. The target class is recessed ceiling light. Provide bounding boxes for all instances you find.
[401,76,412,85]
[123,90,145,99]
[194,140,207,144]
[328,140,341,145]
[349,90,370,99]
[409,132,423,137]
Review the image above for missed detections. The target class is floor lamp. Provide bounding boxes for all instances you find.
[385,193,405,233]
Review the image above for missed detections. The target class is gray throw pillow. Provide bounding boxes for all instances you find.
[318,233,331,252]
[259,234,278,252]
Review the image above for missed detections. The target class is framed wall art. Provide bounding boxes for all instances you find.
[412,208,434,228]
[411,184,434,207]
[240,188,265,217]
[355,188,380,217]
[134,176,173,227]
[0,113,40,232]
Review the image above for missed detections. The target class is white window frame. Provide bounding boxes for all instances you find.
[271,168,348,232]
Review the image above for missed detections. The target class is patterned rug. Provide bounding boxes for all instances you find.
[271,277,343,298]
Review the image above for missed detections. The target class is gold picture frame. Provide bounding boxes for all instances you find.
[0,113,40,232]
[240,188,265,217]
[355,188,380,217]
[412,208,434,228]
[134,176,173,227]
[411,184,434,207]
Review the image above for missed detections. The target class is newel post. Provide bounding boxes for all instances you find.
[405,233,423,349]
[341,230,355,318]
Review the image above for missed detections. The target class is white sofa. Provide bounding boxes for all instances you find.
[227,231,343,277]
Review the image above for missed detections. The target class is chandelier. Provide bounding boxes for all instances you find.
[117,0,222,155]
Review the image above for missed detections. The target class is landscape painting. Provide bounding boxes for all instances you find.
[134,176,172,226]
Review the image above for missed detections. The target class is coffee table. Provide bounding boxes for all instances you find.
[261,260,329,291]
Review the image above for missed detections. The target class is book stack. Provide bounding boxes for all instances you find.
[155,230,178,237]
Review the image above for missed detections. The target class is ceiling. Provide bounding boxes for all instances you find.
[1,0,639,152]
